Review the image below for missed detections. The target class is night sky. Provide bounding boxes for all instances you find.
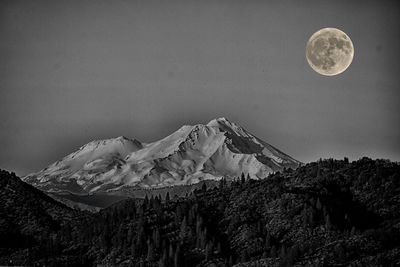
[1,0,399,176]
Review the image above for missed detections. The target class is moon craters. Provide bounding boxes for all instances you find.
[306,28,354,76]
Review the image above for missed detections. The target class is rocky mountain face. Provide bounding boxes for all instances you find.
[23,118,300,194]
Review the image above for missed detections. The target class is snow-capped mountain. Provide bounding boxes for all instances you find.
[23,118,300,194]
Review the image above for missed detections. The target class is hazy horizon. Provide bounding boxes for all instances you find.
[1,0,400,176]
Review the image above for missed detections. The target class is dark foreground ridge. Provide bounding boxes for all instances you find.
[1,157,400,266]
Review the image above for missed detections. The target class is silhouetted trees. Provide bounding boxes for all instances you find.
[1,158,400,266]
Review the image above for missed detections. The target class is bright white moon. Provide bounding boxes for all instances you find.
[306,28,354,76]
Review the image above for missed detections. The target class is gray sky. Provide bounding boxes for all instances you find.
[1,0,400,176]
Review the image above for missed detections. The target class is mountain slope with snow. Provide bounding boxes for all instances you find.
[23,118,300,194]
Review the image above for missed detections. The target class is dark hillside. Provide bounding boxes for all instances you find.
[0,170,88,265]
[1,158,400,266]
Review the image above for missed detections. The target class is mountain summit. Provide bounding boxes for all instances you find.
[24,118,300,194]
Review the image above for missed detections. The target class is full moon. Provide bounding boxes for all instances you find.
[306,28,354,76]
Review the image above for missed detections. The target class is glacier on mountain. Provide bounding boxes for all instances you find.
[23,118,300,194]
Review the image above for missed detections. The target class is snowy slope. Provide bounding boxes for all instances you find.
[23,118,300,194]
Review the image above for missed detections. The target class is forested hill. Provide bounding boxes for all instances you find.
[0,169,88,265]
[1,157,400,266]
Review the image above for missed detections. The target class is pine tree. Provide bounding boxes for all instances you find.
[205,241,213,260]
[241,173,246,184]
[143,195,149,210]
[350,226,356,236]
[147,239,155,261]
[316,198,322,210]
[219,178,225,190]
[101,224,111,252]
[136,225,147,255]
[130,241,136,257]
[159,249,168,267]
[240,249,249,262]
[265,231,271,247]
[325,214,332,231]
[176,204,183,225]
[169,243,174,260]
[270,245,277,258]
[202,182,207,193]
[179,216,188,240]
[216,241,222,254]
[287,245,299,265]
[153,228,161,250]
[228,255,234,266]
[280,244,286,259]
[174,244,181,267]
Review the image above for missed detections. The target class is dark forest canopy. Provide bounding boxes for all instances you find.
[1,157,400,266]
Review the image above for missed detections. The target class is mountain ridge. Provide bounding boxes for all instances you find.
[24,118,300,194]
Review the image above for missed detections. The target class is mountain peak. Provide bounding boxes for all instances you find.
[215,117,230,122]
[206,117,251,138]
[208,117,231,124]
[24,119,300,193]
[80,136,142,149]
[207,117,237,128]
[116,135,142,145]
